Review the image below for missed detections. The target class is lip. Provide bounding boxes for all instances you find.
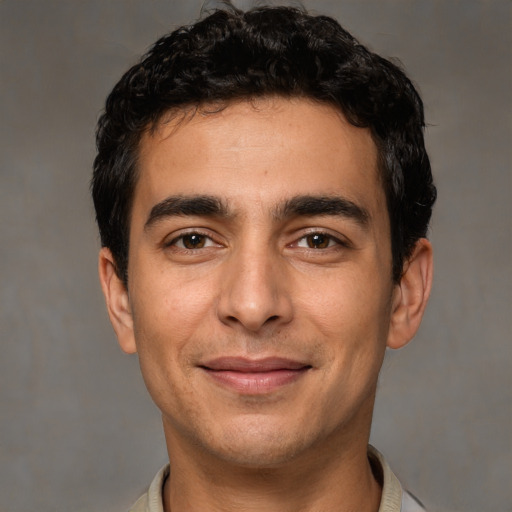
[199,357,312,394]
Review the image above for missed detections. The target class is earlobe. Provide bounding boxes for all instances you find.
[98,248,137,354]
[387,238,433,350]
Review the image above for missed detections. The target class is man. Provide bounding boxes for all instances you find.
[92,5,436,512]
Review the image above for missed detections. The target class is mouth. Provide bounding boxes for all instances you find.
[199,357,312,394]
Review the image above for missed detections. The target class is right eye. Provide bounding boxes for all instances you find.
[168,233,217,250]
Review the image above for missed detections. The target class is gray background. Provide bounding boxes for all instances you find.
[1,1,510,511]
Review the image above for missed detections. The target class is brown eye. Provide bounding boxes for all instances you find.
[306,233,331,249]
[166,230,222,252]
[181,234,207,249]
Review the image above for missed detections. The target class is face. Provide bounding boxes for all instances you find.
[102,97,417,468]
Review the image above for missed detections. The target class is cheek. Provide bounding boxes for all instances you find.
[296,268,391,338]
[294,268,393,397]
[131,266,217,343]
[128,283,208,416]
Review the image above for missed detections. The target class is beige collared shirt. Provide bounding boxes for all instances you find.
[129,446,426,512]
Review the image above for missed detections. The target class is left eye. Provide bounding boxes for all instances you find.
[170,233,216,249]
[296,233,339,249]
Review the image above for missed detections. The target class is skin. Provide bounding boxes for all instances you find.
[99,97,433,512]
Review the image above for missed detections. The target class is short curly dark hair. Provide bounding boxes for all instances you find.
[92,5,436,284]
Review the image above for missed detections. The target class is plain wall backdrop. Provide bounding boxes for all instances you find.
[0,1,510,511]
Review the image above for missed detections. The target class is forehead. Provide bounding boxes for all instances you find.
[133,97,383,221]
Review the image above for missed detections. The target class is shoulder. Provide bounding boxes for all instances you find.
[127,465,169,512]
[368,445,427,512]
[402,490,428,512]
[128,493,149,512]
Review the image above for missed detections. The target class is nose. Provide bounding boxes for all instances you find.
[216,246,293,333]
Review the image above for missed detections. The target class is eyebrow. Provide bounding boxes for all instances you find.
[274,195,370,228]
[144,195,230,230]
[144,193,370,231]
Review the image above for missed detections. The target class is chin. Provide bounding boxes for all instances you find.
[214,442,304,469]
[202,419,315,468]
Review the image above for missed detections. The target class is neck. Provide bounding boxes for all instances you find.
[162,401,381,512]
[164,445,381,512]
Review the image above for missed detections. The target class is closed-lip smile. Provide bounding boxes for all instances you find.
[199,357,312,394]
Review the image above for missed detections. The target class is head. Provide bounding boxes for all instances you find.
[93,5,435,471]
[92,5,436,286]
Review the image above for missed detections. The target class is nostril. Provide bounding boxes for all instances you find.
[265,315,279,324]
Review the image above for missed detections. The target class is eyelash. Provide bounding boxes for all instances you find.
[293,231,348,250]
[164,230,348,252]
[165,230,220,251]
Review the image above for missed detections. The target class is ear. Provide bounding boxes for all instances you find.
[98,247,137,354]
[387,238,433,350]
